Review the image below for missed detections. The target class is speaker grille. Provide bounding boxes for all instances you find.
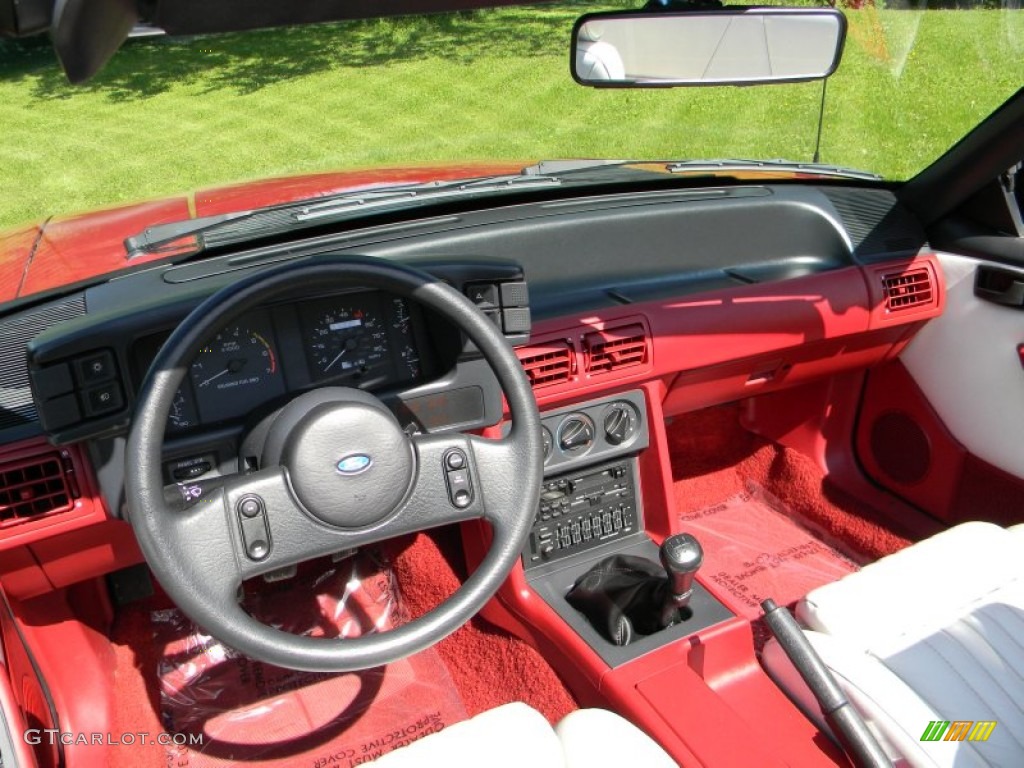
[870,411,931,485]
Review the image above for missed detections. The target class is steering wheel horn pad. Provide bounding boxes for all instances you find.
[262,388,414,528]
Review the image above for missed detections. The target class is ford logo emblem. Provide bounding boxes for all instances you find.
[336,454,372,475]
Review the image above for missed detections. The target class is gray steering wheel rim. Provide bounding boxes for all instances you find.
[126,254,543,671]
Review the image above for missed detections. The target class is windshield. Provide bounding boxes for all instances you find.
[1,0,1022,232]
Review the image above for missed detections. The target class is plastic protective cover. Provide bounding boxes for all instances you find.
[155,550,466,768]
[679,481,858,619]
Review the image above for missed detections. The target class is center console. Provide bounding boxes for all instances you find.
[522,390,733,667]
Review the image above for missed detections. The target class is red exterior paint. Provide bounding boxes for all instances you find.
[13,198,193,303]
[0,225,39,301]
[0,163,521,304]
[193,163,522,217]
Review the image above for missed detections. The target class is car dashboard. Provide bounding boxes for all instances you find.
[0,181,941,545]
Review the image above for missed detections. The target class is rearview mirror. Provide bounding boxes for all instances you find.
[572,7,846,87]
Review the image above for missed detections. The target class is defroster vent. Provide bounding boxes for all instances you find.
[584,324,649,374]
[0,450,79,528]
[882,268,935,312]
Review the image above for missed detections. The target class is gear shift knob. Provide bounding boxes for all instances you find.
[660,533,703,609]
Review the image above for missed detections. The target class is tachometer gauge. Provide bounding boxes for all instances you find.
[188,313,285,423]
[305,300,391,383]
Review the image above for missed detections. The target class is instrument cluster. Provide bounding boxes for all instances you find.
[147,290,423,434]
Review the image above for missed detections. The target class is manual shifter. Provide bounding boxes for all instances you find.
[658,533,704,625]
[565,532,705,646]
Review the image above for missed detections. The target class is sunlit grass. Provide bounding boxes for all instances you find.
[0,3,1021,230]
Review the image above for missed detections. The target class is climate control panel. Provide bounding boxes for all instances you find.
[535,390,648,475]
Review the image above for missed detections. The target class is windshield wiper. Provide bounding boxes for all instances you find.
[124,174,561,259]
[665,158,881,181]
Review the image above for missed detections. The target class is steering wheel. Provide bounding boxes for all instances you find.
[126,255,543,672]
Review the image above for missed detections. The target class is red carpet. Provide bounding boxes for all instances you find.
[679,486,858,618]
[667,404,912,564]
[108,530,577,768]
[390,529,578,724]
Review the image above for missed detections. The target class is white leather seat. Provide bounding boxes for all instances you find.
[763,521,1024,768]
[575,23,625,81]
[367,701,677,767]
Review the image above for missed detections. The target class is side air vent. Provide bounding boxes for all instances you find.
[882,268,934,311]
[517,340,575,388]
[584,324,649,374]
[0,451,79,528]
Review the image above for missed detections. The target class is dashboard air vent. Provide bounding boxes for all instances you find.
[0,451,78,528]
[517,341,575,389]
[882,268,934,312]
[584,324,649,374]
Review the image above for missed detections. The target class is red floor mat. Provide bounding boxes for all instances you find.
[680,484,858,618]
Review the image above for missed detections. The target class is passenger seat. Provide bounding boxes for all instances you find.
[763,521,1024,767]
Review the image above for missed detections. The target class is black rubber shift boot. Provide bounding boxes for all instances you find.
[565,554,682,646]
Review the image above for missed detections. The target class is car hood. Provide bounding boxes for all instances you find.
[0,162,521,305]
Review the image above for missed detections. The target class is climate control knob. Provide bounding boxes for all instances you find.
[558,414,595,456]
[603,402,639,445]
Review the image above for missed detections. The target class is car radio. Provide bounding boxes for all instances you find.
[524,457,641,567]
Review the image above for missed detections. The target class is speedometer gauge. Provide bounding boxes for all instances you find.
[305,298,391,383]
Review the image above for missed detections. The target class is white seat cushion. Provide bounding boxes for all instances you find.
[556,708,677,768]
[367,702,564,768]
[366,702,678,767]
[767,522,1024,768]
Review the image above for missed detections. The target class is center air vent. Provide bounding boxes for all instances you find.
[882,268,934,311]
[0,451,79,528]
[584,324,649,374]
[517,340,575,389]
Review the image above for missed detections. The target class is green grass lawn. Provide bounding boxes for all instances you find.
[1,2,1022,231]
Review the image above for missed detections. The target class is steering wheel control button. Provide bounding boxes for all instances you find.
[248,539,269,560]
[445,449,466,470]
[446,465,474,509]
[74,349,117,386]
[238,496,263,518]
[83,381,124,417]
[236,496,272,561]
[270,389,414,528]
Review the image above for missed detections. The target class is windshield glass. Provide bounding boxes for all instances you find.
[1,1,1022,232]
